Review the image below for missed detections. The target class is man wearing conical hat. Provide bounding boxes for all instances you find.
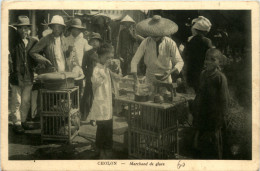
[9,16,39,133]
[131,15,184,93]
[117,15,144,76]
[30,15,71,73]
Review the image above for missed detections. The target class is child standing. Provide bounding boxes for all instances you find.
[193,48,230,159]
[88,43,116,159]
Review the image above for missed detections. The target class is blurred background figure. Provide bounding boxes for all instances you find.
[183,16,213,93]
[65,18,91,99]
[92,14,112,43]
[41,20,52,37]
[81,32,103,121]
[116,15,141,76]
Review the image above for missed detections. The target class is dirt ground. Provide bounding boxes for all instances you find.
[8,100,251,160]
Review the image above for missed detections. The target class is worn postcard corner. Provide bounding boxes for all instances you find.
[1,1,260,171]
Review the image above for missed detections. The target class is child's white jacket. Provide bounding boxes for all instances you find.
[88,63,113,121]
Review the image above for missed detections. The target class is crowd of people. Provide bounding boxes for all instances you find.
[9,13,230,159]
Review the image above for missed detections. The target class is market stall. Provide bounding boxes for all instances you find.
[115,75,193,159]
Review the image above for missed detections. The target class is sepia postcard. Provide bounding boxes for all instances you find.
[1,1,259,170]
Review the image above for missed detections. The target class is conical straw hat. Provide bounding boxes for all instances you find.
[120,15,135,23]
[136,15,178,37]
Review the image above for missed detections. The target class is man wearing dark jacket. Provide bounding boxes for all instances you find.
[116,15,144,76]
[9,16,38,133]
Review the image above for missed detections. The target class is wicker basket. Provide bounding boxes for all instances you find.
[129,129,178,159]
[40,87,80,144]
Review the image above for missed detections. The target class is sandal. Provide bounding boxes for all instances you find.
[13,125,25,134]
[21,122,35,130]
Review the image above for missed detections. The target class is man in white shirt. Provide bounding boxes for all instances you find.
[30,15,70,73]
[131,16,184,85]
[65,18,92,98]
[131,15,184,97]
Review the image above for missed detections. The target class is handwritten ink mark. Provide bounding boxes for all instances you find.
[177,160,185,169]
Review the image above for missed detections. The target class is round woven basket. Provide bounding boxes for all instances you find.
[43,78,75,90]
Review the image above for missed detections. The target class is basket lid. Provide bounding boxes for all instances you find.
[37,72,78,81]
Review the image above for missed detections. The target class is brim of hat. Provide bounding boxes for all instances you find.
[69,25,86,30]
[94,14,111,20]
[13,23,32,27]
[89,37,102,41]
[48,23,66,26]
[136,17,178,37]
[120,20,135,23]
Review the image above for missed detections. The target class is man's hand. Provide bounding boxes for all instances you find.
[179,44,185,54]
[161,68,178,81]
[90,120,96,127]
[129,26,135,36]
[161,70,172,81]
[39,57,52,66]
[132,72,139,92]
[119,57,124,62]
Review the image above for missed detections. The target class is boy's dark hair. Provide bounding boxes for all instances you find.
[206,48,223,60]
[97,42,114,57]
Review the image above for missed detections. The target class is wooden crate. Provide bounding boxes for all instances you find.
[40,87,79,114]
[129,128,178,159]
[115,96,189,159]
[127,102,183,132]
[39,87,80,143]
[41,111,80,143]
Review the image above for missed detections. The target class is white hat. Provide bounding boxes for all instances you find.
[49,15,66,27]
[192,16,212,32]
[120,15,135,23]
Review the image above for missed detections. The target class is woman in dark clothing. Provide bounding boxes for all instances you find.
[80,33,102,121]
[193,48,230,159]
[183,16,213,93]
